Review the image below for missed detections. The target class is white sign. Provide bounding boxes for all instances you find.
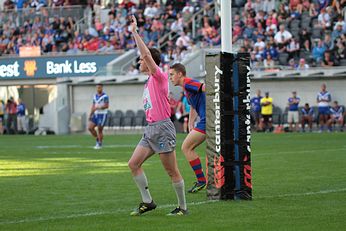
[46,60,97,75]
[0,61,20,78]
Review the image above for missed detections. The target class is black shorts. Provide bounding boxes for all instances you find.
[251,111,261,121]
[261,114,272,123]
[178,114,189,123]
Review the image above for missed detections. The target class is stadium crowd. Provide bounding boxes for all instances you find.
[0,0,217,66]
[1,0,346,68]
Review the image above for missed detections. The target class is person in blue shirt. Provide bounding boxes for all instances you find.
[250,90,262,131]
[16,98,26,133]
[169,63,207,193]
[327,101,344,132]
[287,91,300,132]
[317,83,331,132]
[88,84,109,149]
[301,103,314,132]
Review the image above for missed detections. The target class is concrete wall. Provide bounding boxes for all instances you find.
[71,84,144,114]
[70,77,346,117]
[251,77,346,110]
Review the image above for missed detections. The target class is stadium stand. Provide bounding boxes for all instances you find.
[1,0,345,71]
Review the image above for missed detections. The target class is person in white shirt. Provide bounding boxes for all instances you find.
[175,31,191,48]
[274,24,292,48]
[318,7,331,29]
[144,2,157,18]
[254,36,266,51]
[296,58,309,70]
[263,53,275,68]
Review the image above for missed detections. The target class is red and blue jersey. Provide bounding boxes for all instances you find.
[183,77,206,123]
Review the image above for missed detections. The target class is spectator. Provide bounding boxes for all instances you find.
[321,51,336,67]
[332,22,344,42]
[176,93,190,133]
[288,58,296,69]
[98,40,114,53]
[289,0,302,13]
[287,91,300,132]
[253,0,264,13]
[250,51,260,69]
[0,100,4,135]
[309,2,319,18]
[317,7,332,29]
[171,17,184,33]
[296,58,310,70]
[250,89,263,131]
[175,31,190,48]
[5,97,17,134]
[277,3,289,22]
[120,0,136,10]
[274,24,292,50]
[318,0,329,11]
[3,0,15,10]
[16,98,26,134]
[144,2,157,19]
[244,0,253,12]
[168,92,179,122]
[317,83,332,132]
[127,64,139,75]
[323,33,334,50]
[286,38,300,59]
[263,53,275,68]
[260,92,273,132]
[301,103,314,132]
[263,0,276,13]
[312,39,327,63]
[299,28,311,50]
[335,40,346,60]
[327,101,344,132]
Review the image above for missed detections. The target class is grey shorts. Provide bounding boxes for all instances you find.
[139,118,176,154]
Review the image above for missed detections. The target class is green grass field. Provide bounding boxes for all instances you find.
[0,133,346,231]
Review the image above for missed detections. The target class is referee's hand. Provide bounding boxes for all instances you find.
[130,15,137,33]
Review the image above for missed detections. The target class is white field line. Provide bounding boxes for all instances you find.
[254,147,346,157]
[35,144,135,149]
[1,188,345,225]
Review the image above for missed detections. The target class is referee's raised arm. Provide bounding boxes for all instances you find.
[130,15,157,75]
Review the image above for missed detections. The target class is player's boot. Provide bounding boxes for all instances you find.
[167,207,189,216]
[94,141,102,149]
[130,201,157,216]
[188,182,206,193]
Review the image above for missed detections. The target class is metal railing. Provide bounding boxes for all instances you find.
[157,0,218,50]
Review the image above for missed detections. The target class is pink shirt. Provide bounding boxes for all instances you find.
[143,67,170,123]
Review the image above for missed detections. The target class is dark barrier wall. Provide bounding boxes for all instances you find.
[0,54,119,79]
[206,52,252,200]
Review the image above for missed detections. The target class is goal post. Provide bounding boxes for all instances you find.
[205,0,252,200]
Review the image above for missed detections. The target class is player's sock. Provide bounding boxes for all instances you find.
[189,158,206,183]
[172,180,187,210]
[133,172,152,203]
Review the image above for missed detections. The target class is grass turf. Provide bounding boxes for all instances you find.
[0,133,345,231]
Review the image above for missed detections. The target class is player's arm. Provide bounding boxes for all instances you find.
[188,107,197,132]
[288,99,293,106]
[201,83,205,92]
[89,104,96,119]
[130,15,157,75]
[100,97,109,110]
[316,95,321,103]
[98,103,109,110]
